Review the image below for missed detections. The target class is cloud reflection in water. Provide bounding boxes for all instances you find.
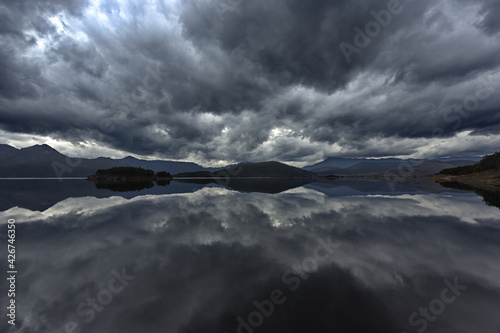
[1,187,500,333]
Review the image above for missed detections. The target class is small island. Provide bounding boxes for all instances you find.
[87,167,172,191]
[87,162,316,194]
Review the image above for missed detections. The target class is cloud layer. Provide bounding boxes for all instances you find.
[1,0,499,164]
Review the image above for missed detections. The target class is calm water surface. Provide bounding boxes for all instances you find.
[0,179,499,333]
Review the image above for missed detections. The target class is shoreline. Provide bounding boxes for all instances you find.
[429,170,500,192]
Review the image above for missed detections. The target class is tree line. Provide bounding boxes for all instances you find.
[439,152,500,175]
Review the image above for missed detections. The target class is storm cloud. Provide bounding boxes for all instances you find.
[0,0,499,164]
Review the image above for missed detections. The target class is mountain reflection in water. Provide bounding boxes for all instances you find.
[0,179,499,333]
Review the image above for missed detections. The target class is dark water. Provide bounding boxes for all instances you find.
[1,179,500,333]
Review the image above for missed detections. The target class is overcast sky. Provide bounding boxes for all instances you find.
[0,0,499,166]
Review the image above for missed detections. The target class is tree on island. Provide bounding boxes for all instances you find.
[88,167,173,190]
[94,167,155,177]
[156,171,171,178]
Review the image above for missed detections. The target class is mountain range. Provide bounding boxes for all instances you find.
[0,144,483,178]
[176,161,314,178]
[0,144,120,177]
[0,144,216,177]
[303,156,480,176]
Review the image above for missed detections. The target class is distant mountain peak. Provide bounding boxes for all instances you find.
[121,156,140,161]
[21,144,59,153]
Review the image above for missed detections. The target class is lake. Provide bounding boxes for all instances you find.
[1,178,499,333]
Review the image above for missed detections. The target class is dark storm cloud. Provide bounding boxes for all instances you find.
[0,45,41,99]
[0,0,88,48]
[0,0,499,163]
[474,0,500,35]
[49,37,108,78]
[180,0,351,91]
